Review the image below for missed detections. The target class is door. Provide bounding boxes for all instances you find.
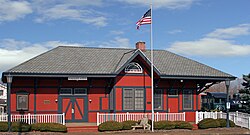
[59,88,88,122]
[62,97,88,122]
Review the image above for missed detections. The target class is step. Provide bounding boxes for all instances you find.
[67,126,98,132]
[192,124,198,130]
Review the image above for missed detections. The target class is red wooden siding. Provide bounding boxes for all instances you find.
[10,73,200,122]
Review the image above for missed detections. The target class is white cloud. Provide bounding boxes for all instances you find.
[97,37,131,48]
[167,24,250,57]
[168,29,183,34]
[168,38,250,56]
[0,0,32,22]
[110,30,124,35]
[118,0,196,9]
[33,0,107,27]
[207,24,250,39]
[0,39,84,72]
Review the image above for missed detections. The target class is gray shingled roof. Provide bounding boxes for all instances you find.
[5,46,234,78]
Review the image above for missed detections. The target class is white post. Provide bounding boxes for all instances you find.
[183,112,186,121]
[28,113,31,124]
[97,112,99,126]
[156,112,158,121]
[126,112,129,120]
[248,117,250,130]
[62,113,65,125]
[220,111,222,118]
[233,114,236,123]
[195,111,198,124]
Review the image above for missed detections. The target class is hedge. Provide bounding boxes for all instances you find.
[198,118,235,129]
[0,122,8,132]
[172,121,193,130]
[154,121,193,130]
[216,118,235,127]
[31,123,67,132]
[98,121,123,132]
[121,120,138,130]
[11,122,31,132]
[154,121,175,130]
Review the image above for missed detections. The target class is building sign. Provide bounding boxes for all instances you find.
[68,76,87,81]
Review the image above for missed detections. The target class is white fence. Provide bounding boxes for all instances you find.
[0,113,65,125]
[97,112,185,126]
[196,111,250,130]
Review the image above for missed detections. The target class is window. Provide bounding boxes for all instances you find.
[60,88,72,95]
[60,88,87,95]
[0,90,3,96]
[125,62,143,73]
[74,88,87,95]
[123,88,144,110]
[135,89,144,110]
[16,93,29,111]
[154,89,163,110]
[183,90,192,110]
[168,89,178,96]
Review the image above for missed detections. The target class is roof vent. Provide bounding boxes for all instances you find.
[136,41,146,52]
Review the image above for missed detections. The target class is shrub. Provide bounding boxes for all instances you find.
[216,118,235,127]
[0,122,8,132]
[172,121,193,130]
[98,121,123,132]
[121,120,137,130]
[198,118,220,129]
[11,122,31,132]
[154,121,175,130]
[31,123,67,132]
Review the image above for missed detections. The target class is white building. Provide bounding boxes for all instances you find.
[0,84,7,114]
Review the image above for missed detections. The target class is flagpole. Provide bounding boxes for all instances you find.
[150,3,154,132]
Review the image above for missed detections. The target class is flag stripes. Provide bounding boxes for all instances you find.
[136,9,151,29]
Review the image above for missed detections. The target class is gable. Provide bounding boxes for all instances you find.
[115,50,161,76]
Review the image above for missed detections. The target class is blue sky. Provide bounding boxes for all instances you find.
[0,0,250,78]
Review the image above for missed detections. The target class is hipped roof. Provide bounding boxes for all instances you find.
[3,46,235,80]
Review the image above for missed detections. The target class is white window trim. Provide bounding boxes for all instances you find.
[125,62,143,73]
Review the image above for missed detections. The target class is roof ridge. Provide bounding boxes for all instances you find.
[58,46,134,50]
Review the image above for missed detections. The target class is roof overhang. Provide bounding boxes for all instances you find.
[160,75,236,81]
[1,72,116,82]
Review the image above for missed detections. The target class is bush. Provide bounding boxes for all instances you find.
[172,121,193,130]
[0,122,8,132]
[121,120,137,130]
[98,121,123,132]
[11,122,31,132]
[216,118,235,127]
[31,123,67,132]
[198,118,220,129]
[154,121,175,130]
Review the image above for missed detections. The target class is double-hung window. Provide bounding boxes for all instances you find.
[183,89,193,110]
[123,88,144,110]
[154,89,163,110]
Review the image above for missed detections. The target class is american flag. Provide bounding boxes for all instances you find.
[136,9,151,29]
